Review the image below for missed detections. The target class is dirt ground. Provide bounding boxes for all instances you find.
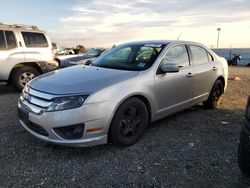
[0,66,250,187]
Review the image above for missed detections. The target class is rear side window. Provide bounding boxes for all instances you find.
[190,45,209,65]
[5,31,17,49]
[162,45,190,68]
[22,32,48,47]
[0,30,6,49]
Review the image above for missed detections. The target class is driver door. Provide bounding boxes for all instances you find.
[154,44,194,117]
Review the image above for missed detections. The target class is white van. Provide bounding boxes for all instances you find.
[0,23,58,91]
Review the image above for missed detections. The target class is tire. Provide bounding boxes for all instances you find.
[238,128,250,176]
[109,97,149,146]
[203,80,224,109]
[11,67,39,91]
[232,60,238,66]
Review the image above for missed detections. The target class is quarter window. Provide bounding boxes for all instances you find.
[22,32,48,48]
[162,45,190,67]
[190,45,209,65]
[5,31,17,49]
[0,30,6,49]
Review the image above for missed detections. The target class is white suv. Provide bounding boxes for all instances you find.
[0,23,58,91]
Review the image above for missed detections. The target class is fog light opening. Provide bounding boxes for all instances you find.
[54,124,84,140]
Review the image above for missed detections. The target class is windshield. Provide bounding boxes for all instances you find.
[86,48,104,57]
[92,44,165,71]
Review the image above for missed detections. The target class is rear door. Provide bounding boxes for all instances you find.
[154,44,194,117]
[188,45,218,103]
[20,31,52,63]
[0,30,7,80]
[0,30,23,80]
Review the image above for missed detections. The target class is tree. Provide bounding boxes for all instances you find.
[76,45,87,53]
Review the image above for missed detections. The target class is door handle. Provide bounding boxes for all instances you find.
[213,66,217,71]
[186,72,193,78]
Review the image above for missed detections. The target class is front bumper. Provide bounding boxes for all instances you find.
[39,60,59,73]
[17,92,111,147]
[19,119,107,147]
[60,60,73,68]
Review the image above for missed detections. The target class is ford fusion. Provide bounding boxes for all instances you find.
[18,40,228,147]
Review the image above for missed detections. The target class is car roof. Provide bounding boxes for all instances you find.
[121,40,205,47]
[0,24,45,33]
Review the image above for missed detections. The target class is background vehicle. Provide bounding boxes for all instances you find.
[0,23,58,91]
[18,40,228,147]
[60,48,106,68]
[227,54,241,66]
[54,47,85,66]
[238,96,250,176]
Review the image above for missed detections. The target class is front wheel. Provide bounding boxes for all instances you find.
[11,67,39,91]
[238,128,250,176]
[109,98,149,146]
[203,80,224,109]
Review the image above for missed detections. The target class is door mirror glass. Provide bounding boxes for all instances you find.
[160,62,179,73]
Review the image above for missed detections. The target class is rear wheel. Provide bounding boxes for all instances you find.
[232,60,238,66]
[109,98,148,146]
[11,67,39,91]
[203,80,224,109]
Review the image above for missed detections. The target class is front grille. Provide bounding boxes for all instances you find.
[21,90,52,109]
[20,86,55,114]
[26,121,49,137]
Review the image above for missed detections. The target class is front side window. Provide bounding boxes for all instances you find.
[162,45,190,68]
[190,45,209,65]
[21,32,48,48]
[207,52,214,62]
[0,30,6,49]
[5,31,17,49]
[92,44,165,71]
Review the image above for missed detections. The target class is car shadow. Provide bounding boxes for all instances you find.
[0,85,18,95]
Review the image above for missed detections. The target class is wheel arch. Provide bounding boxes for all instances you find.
[110,93,153,126]
[8,62,43,81]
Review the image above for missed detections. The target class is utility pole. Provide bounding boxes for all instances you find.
[217,28,221,48]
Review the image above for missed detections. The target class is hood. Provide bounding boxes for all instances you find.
[64,55,96,63]
[29,65,139,95]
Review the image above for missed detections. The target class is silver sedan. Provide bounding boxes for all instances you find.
[18,40,228,147]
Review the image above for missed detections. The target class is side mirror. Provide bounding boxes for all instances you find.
[160,62,179,73]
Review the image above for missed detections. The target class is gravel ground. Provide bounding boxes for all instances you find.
[0,67,250,187]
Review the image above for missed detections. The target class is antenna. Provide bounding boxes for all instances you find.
[177,32,182,40]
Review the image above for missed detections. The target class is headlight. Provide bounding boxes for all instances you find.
[69,60,87,65]
[46,96,88,112]
[68,61,78,65]
[76,59,87,64]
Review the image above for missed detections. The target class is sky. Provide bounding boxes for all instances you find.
[1,0,250,48]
